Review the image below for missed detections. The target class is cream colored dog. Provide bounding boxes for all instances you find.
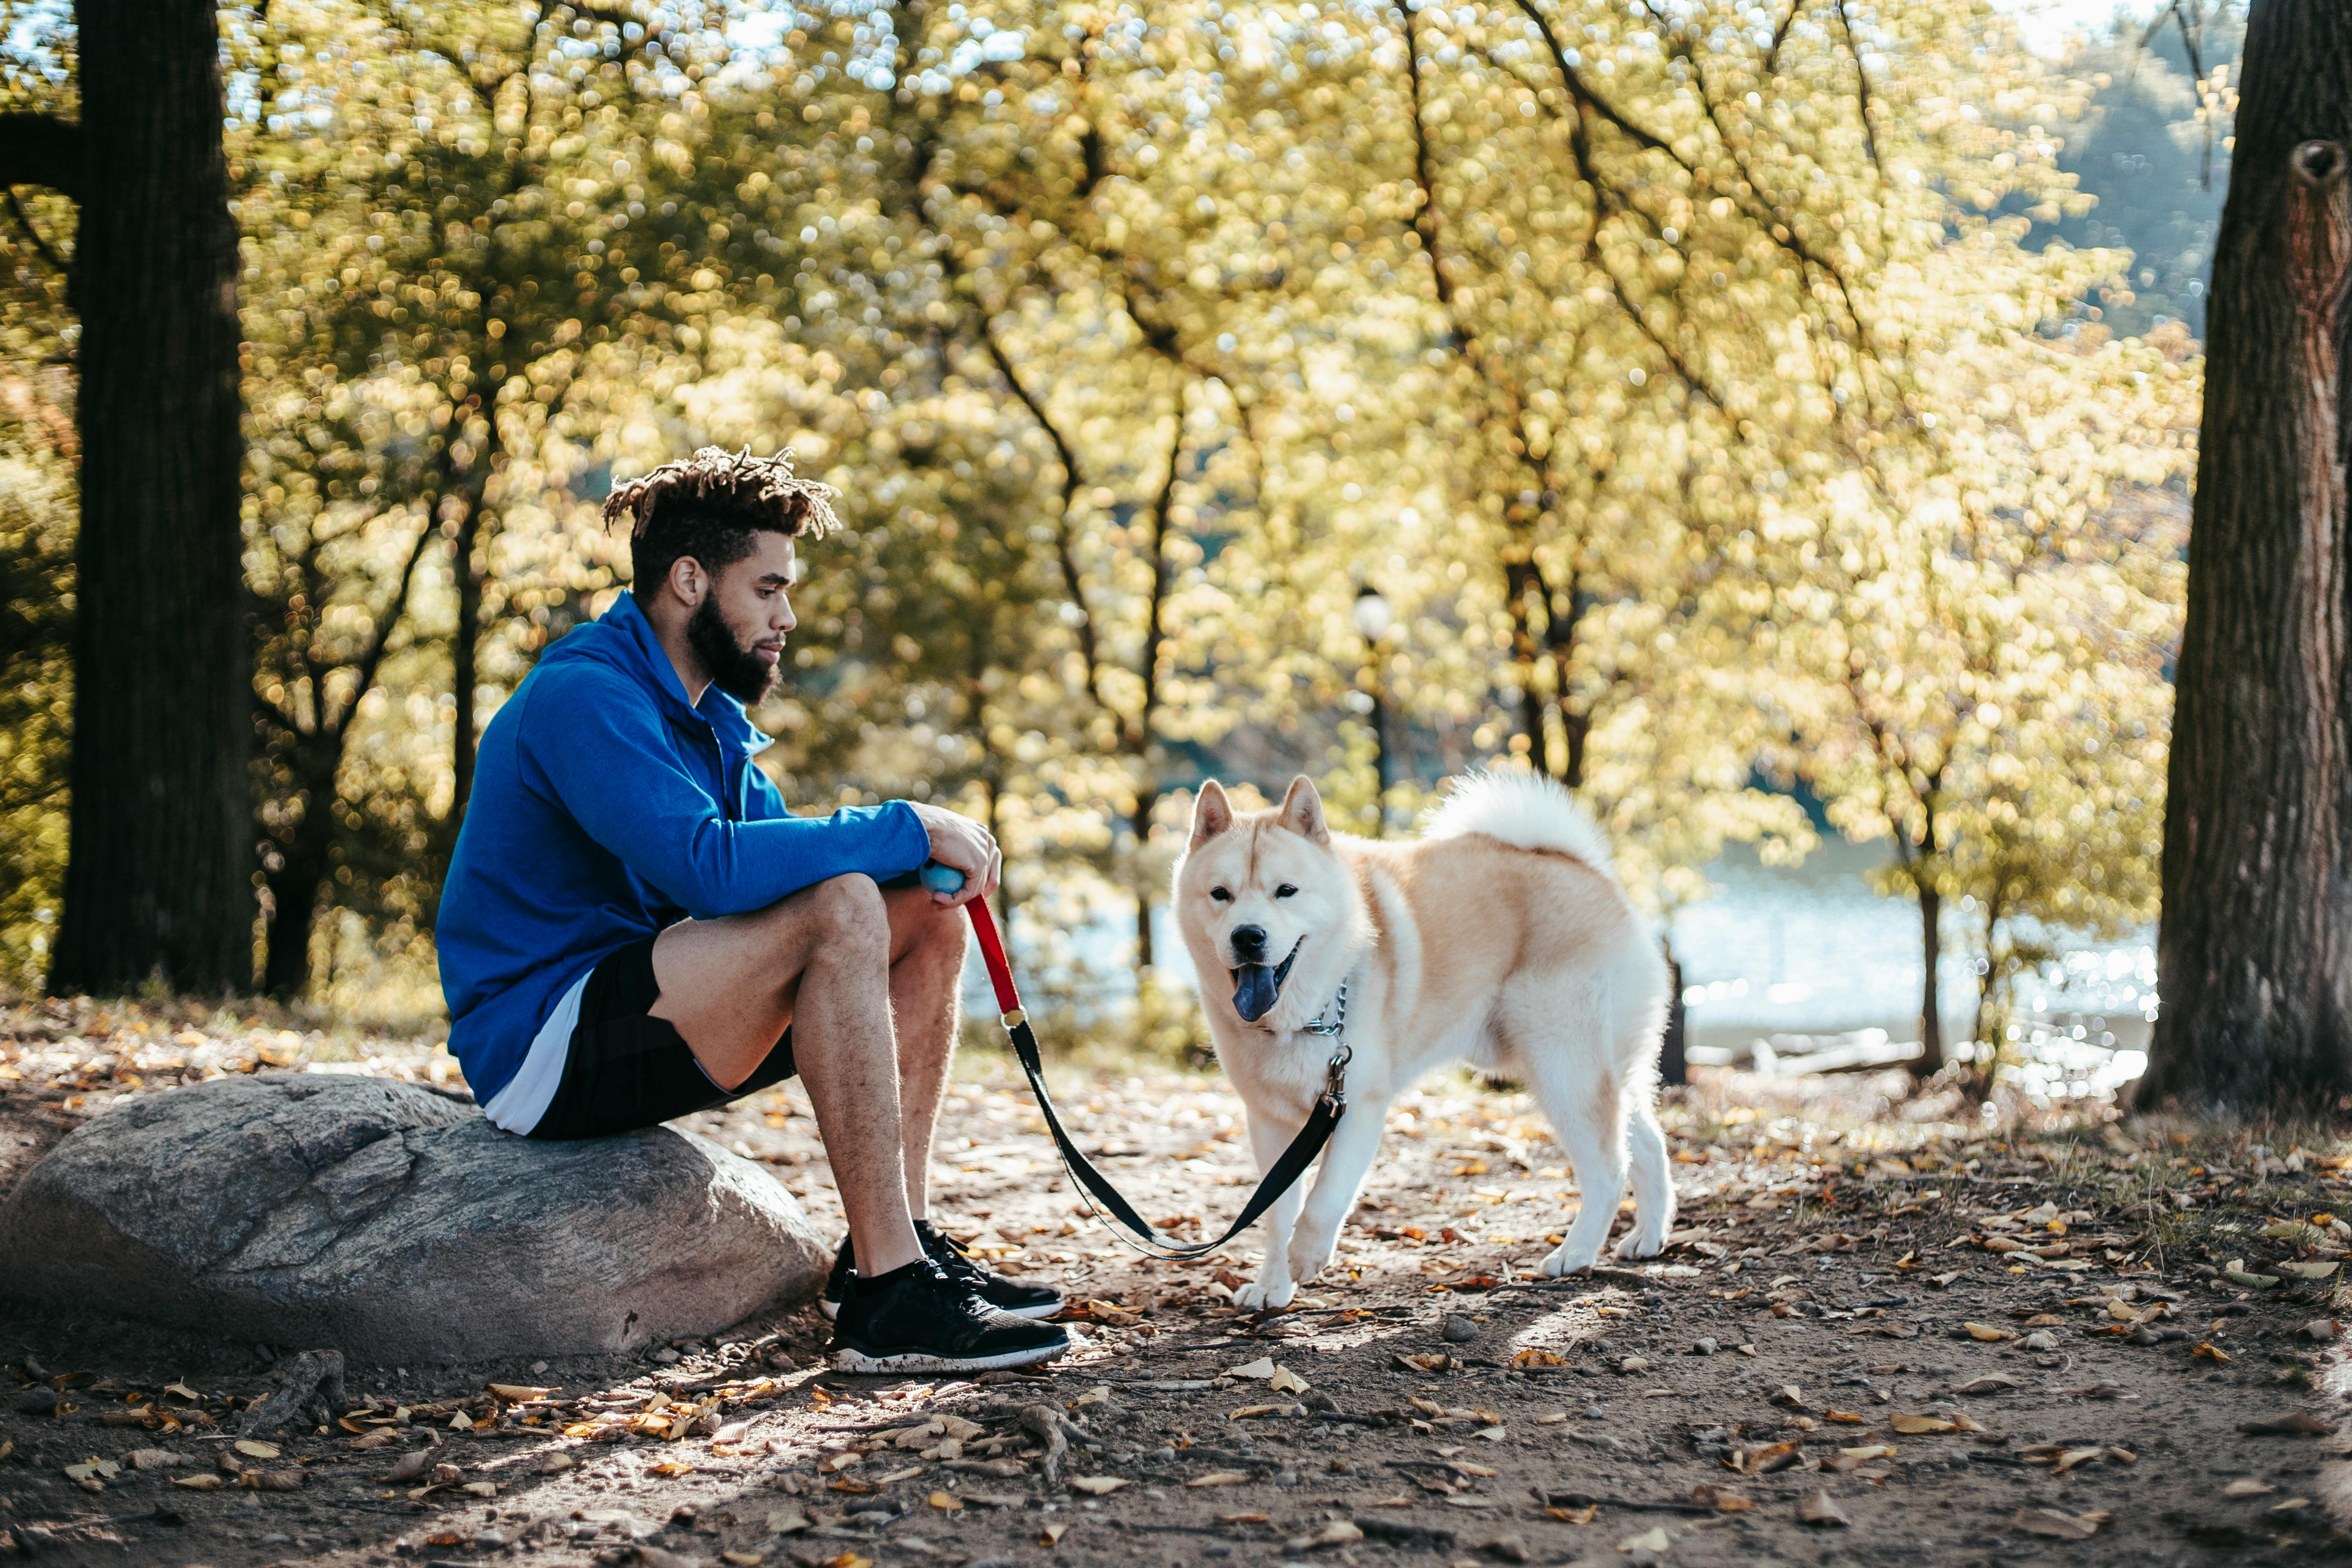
[1172,770,1674,1310]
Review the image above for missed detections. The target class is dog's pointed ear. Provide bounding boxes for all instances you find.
[1189,779,1234,847]
[1277,774,1330,845]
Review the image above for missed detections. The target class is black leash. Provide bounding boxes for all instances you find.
[954,871,1347,1261]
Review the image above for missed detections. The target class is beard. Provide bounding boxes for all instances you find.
[686,594,780,705]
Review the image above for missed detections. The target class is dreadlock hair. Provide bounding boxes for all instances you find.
[601,446,841,601]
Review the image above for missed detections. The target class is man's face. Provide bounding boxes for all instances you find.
[686,531,798,705]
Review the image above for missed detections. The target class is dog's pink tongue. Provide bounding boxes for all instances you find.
[1232,965,1279,1023]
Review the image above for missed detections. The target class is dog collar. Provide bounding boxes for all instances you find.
[1300,976,1350,1038]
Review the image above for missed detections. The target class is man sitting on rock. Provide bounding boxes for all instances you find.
[436,447,1067,1375]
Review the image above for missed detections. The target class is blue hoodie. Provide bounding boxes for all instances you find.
[436,592,929,1103]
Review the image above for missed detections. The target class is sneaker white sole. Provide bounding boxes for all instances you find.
[820,1296,1063,1323]
[830,1337,1070,1375]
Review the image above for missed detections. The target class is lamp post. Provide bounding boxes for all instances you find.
[1353,585,1392,836]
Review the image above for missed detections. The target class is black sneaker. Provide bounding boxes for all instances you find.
[819,1220,1065,1322]
[829,1257,1071,1374]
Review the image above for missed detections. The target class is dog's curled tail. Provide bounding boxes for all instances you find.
[1420,769,1620,879]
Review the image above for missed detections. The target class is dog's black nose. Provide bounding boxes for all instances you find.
[1231,924,1268,961]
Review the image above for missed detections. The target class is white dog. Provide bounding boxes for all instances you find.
[1172,770,1674,1310]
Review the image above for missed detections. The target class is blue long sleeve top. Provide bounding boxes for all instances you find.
[435,592,929,1102]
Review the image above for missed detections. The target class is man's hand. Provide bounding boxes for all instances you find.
[909,803,1000,907]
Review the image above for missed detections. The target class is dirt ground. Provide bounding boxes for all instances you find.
[3,999,2351,1568]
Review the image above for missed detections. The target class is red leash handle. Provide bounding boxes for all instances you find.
[964,895,1022,1017]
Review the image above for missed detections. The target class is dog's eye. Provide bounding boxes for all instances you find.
[1276,884,1298,898]
[1209,887,1231,903]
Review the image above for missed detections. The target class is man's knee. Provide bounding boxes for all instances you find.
[803,873,889,955]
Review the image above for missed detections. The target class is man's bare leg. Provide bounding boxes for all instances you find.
[649,874,926,1276]
[879,884,966,1225]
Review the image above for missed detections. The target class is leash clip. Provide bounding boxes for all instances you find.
[1307,977,1351,1113]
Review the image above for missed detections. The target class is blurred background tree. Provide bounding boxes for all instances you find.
[0,0,2210,1089]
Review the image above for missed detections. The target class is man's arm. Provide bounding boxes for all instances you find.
[524,667,929,917]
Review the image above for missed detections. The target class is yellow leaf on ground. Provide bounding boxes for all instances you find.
[929,1490,963,1511]
[234,1440,280,1459]
[1961,1323,2014,1342]
[1188,1472,1253,1487]
[1267,1366,1310,1395]
[1069,1476,1130,1496]
[1039,1524,1066,1547]
[1891,1414,1955,1435]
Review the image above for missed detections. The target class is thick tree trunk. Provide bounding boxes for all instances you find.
[2146,0,2352,1117]
[50,1,252,994]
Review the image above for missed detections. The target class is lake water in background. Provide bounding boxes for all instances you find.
[1010,834,2154,1100]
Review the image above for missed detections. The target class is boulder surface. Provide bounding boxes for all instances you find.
[0,1072,828,1361]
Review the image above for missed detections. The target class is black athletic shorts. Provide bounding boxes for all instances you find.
[525,932,796,1141]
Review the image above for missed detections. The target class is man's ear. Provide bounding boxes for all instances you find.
[667,555,706,606]
[1277,774,1330,845]
[1189,779,1234,848]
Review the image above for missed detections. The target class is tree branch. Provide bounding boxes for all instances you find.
[2,188,69,278]
[0,112,81,197]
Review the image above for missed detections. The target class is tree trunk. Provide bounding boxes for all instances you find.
[1916,882,1946,1079]
[450,505,485,821]
[50,1,252,994]
[260,779,337,999]
[2145,0,2352,1117]
[1658,949,1687,1087]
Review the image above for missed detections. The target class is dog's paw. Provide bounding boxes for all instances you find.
[1537,1242,1602,1278]
[1611,1225,1667,1261]
[1287,1228,1340,1285]
[1233,1277,1297,1312]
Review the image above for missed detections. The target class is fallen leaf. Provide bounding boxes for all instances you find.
[929,1490,963,1511]
[238,1468,305,1491]
[1825,1410,1865,1424]
[2272,1497,2313,1512]
[722,1554,766,1567]
[1228,1358,1278,1379]
[1268,1365,1310,1395]
[650,1460,693,1478]
[1692,1483,1752,1512]
[2221,1478,2273,1497]
[381,1450,434,1483]
[1221,1513,1271,1524]
[63,1460,119,1483]
[1890,1414,1956,1435]
[233,1440,280,1459]
[2241,1411,2333,1436]
[1314,1521,1365,1546]
[172,1473,224,1489]
[1826,1445,1897,1471]
[2193,1342,2234,1363]
[2281,1261,2340,1280]
[486,1383,554,1401]
[820,1555,871,1568]
[1227,1404,1283,1420]
[461,1480,498,1497]
[1961,1323,2014,1342]
[1443,1496,1494,1509]
[2052,1448,2104,1475]
[1039,1523,1067,1547]
[1069,1476,1130,1496]
[2012,1509,2103,1539]
[1797,1491,1849,1527]
[1535,1411,1568,1425]
[766,1511,812,1535]
[2224,1270,2282,1289]
[1952,1376,2017,1396]
[1513,1349,1563,1368]
[1475,1426,1507,1442]
[1616,1527,1671,1553]
[1547,1504,1597,1524]
[1187,1471,1253,1487]
[163,1383,202,1402]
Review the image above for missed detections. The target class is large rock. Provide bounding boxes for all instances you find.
[0,1072,829,1362]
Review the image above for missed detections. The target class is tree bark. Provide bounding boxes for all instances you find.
[450,503,485,822]
[1916,882,1945,1079]
[50,1,253,994]
[2146,0,2352,1117]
